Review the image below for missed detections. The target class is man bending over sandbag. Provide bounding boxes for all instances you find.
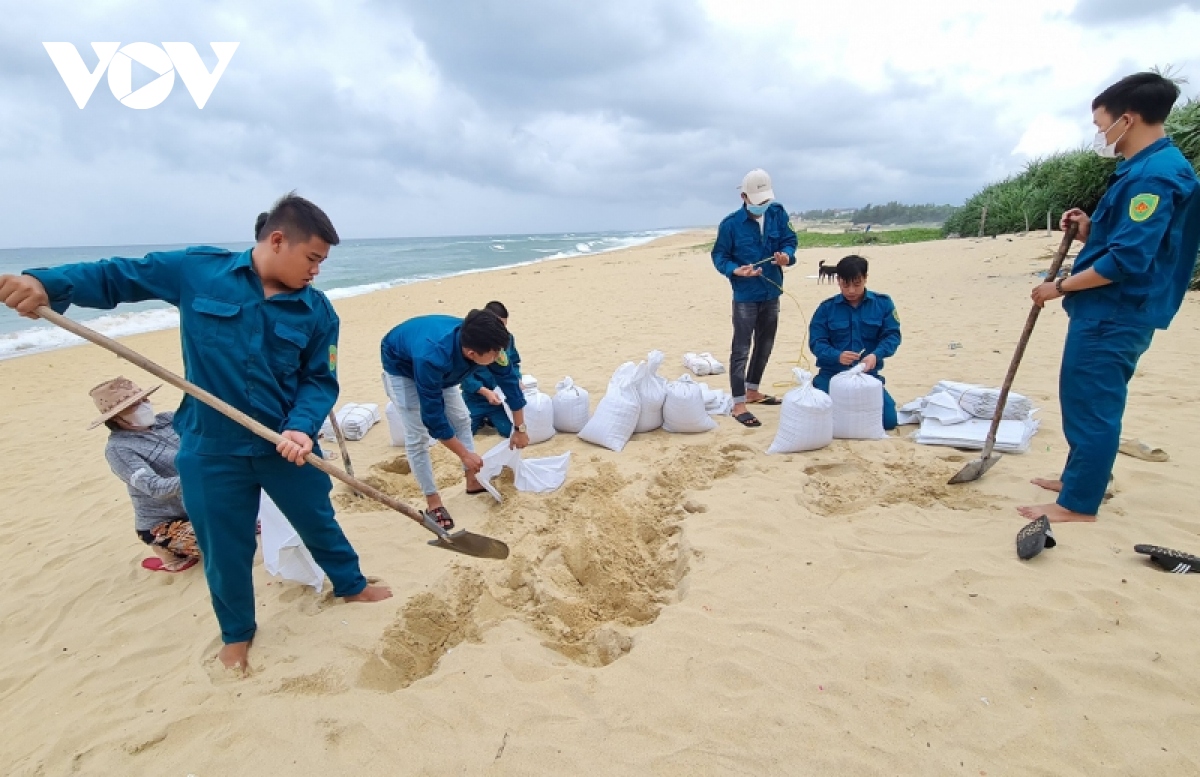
[380,309,530,531]
[808,255,902,429]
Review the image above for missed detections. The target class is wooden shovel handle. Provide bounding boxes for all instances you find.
[35,306,435,532]
[979,222,1078,458]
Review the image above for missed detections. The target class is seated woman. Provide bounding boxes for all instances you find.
[89,377,199,572]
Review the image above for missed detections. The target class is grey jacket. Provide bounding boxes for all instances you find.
[104,412,187,531]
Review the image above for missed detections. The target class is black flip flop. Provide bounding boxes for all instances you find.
[1134,544,1200,574]
[749,395,782,406]
[465,487,488,495]
[1016,516,1057,560]
[734,411,761,428]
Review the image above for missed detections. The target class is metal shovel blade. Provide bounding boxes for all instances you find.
[947,452,1002,485]
[427,531,511,560]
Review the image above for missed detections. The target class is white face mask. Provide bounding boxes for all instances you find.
[1092,116,1129,159]
[125,402,157,429]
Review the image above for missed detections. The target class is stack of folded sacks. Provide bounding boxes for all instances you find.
[682,352,726,377]
[899,382,1040,454]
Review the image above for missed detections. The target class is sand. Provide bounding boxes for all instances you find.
[1,231,1198,776]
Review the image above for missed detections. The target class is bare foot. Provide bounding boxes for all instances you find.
[1016,503,1096,523]
[218,641,251,674]
[745,390,766,404]
[732,402,749,417]
[345,584,393,603]
[1031,478,1063,493]
[425,493,443,512]
[465,474,482,491]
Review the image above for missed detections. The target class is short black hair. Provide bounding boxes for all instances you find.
[254,211,269,241]
[258,192,340,246]
[461,309,511,354]
[484,300,509,319]
[836,254,869,282]
[1092,72,1180,125]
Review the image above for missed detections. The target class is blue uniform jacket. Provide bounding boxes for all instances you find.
[711,202,798,302]
[809,290,902,375]
[25,247,340,456]
[380,315,526,440]
[461,334,521,412]
[1064,137,1200,329]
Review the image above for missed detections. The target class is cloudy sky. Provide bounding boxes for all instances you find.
[1,0,1199,248]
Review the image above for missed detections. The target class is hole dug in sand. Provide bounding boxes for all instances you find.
[356,444,743,691]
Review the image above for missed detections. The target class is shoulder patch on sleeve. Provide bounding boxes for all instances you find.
[329,345,338,373]
[495,350,509,367]
[1129,193,1160,222]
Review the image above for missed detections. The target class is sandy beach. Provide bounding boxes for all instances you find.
[1,230,1198,776]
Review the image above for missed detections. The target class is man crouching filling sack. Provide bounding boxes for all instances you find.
[1022,71,1200,525]
[808,254,902,430]
[0,193,393,674]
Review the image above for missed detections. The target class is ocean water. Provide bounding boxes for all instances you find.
[0,229,678,360]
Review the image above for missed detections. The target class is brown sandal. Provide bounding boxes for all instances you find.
[425,506,455,531]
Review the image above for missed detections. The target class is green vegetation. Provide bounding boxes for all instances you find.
[943,94,1200,289]
[793,227,944,249]
[850,202,959,225]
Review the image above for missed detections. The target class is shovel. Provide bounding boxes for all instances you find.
[948,223,1077,485]
[35,306,509,560]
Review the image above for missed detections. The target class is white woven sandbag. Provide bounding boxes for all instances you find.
[663,374,718,434]
[633,350,668,433]
[578,362,641,451]
[520,374,556,444]
[552,377,591,433]
[384,401,406,446]
[320,403,381,441]
[768,369,833,453]
[830,364,886,440]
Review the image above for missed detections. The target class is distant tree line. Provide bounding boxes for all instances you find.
[791,203,959,225]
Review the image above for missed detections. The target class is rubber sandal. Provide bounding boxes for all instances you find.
[1016,516,1056,560]
[465,487,488,495]
[425,506,455,531]
[749,395,782,406]
[141,556,199,573]
[1118,438,1169,462]
[734,412,761,428]
[1134,544,1199,574]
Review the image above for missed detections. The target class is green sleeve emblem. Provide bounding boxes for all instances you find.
[329,345,338,373]
[1129,193,1160,222]
[892,307,900,324]
[495,350,509,367]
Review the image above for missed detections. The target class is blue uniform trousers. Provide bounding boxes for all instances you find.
[175,449,368,644]
[814,370,898,430]
[1058,318,1154,515]
[469,402,513,436]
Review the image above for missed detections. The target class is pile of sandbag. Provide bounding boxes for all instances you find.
[768,369,833,453]
[682,352,725,376]
[663,374,717,433]
[899,380,1040,453]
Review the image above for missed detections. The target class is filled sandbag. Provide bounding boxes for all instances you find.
[578,362,641,451]
[552,377,591,433]
[663,374,718,434]
[830,364,886,440]
[520,374,556,444]
[633,350,668,433]
[320,402,381,441]
[768,369,833,453]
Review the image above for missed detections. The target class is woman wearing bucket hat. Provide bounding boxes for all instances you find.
[92,376,200,573]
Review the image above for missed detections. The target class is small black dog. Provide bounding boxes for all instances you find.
[817,260,838,284]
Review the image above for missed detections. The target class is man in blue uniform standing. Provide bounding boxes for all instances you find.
[711,168,798,428]
[0,193,393,673]
[381,309,529,530]
[808,254,902,429]
[1022,72,1200,524]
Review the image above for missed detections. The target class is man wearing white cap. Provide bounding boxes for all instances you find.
[711,169,798,427]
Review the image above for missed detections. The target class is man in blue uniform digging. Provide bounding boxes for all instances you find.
[1022,71,1200,524]
[809,254,902,430]
[0,193,393,673]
